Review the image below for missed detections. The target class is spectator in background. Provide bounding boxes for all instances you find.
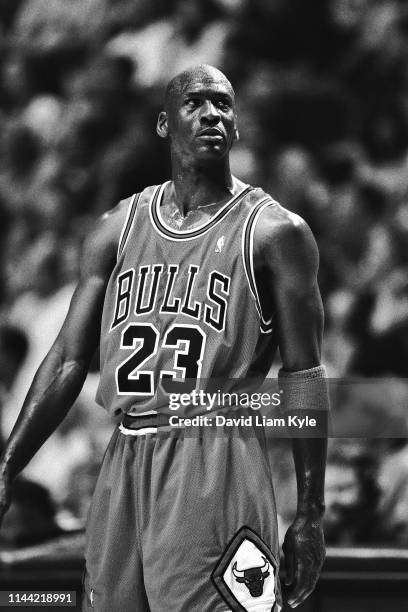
[0,479,63,548]
[0,323,62,549]
[378,440,408,545]
[324,442,381,544]
[106,0,230,88]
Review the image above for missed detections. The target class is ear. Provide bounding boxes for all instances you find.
[234,127,240,141]
[156,111,169,138]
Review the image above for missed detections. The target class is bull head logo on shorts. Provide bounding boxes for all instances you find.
[232,556,270,597]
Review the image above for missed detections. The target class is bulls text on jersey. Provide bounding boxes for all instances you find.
[111,263,231,333]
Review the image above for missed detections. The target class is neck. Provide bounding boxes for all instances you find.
[170,155,234,215]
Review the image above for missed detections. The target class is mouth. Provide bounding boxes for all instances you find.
[197,128,224,141]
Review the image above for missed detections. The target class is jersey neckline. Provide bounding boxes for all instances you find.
[149,180,253,240]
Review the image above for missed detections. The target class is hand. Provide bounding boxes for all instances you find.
[282,513,325,608]
[0,472,12,529]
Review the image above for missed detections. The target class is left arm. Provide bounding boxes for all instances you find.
[254,206,327,608]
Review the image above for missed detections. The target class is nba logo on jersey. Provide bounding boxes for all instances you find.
[215,235,225,253]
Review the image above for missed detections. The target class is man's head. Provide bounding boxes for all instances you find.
[157,65,239,163]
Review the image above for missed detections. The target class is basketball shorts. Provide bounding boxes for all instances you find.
[83,414,283,612]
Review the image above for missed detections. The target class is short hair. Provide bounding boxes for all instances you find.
[164,64,234,112]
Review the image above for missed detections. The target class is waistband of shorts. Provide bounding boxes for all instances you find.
[119,413,170,436]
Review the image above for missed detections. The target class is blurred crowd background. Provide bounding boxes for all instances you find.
[0,0,408,551]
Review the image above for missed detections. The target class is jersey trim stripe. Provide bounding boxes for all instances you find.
[117,192,140,259]
[119,424,158,436]
[242,197,277,334]
[149,181,253,241]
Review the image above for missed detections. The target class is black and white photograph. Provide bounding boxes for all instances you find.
[0,1,408,611]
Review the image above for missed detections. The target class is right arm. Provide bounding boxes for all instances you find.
[0,202,128,524]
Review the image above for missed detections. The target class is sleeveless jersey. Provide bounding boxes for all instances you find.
[96,181,279,416]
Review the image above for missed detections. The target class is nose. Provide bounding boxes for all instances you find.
[199,100,220,125]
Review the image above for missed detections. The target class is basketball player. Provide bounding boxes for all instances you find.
[0,65,327,611]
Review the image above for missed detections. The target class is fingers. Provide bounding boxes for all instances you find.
[287,563,315,608]
[0,494,11,528]
[0,499,9,518]
[286,560,320,608]
[0,506,6,528]
[282,532,295,587]
[284,546,295,587]
[283,520,325,608]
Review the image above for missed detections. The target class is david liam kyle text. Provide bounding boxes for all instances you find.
[168,415,317,428]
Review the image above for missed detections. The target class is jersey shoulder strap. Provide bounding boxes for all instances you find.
[242,190,278,334]
[117,192,141,260]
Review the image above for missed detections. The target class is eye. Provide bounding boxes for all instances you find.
[184,98,200,109]
[216,99,231,111]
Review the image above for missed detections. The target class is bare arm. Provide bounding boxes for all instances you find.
[254,205,327,608]
[0,202,128,522]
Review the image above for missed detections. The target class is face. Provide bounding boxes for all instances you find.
[158,71,238,162]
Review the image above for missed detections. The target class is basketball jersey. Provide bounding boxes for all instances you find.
[96,181,279,416]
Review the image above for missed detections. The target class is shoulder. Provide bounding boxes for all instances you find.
[252,195,319,287]
[89,196,134,252]
[80,194,138,279]
[254,198,317,257]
